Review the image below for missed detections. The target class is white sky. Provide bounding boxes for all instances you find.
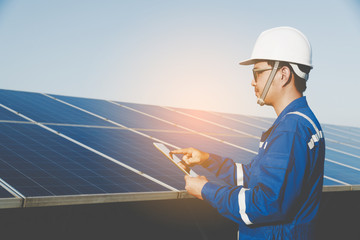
[0,0,360,127]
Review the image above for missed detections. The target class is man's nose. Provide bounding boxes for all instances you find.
[251,78,256,87]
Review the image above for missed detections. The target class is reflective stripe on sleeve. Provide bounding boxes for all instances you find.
[287,111,323,150]
[235,163,244,186]
[238,188,253,225]
[308,130,323,149]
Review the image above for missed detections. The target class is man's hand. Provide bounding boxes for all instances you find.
[170,147,209,170]
[184,175,208,200]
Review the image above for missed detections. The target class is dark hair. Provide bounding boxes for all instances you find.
[267,61,310,93]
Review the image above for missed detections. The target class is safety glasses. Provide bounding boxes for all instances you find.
[252,67,273,82]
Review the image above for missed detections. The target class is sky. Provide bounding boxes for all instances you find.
[0,0,360,128]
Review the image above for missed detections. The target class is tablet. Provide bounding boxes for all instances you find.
[153,142,198,177]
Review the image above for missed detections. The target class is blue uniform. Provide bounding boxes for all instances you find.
[201,97,325,239]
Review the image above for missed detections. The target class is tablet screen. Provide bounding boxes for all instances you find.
[153,142,198,177]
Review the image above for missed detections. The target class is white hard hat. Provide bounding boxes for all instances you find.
[240,26,312,79]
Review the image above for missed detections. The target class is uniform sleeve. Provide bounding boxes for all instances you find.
[201,153,245,186]
[201,131,308,225]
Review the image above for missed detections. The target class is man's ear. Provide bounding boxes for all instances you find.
[280,66,292,87]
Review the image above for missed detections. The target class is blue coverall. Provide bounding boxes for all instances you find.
[201,97,325,239]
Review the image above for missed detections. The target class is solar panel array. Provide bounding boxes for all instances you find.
[0,89,359,209]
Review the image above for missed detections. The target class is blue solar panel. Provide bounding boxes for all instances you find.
[324,160,360,185]
[221,112,274,130]
[50,94,181,132]
[0,89,113,126]
[0,122,168,197]
[322,127,360,146]
[137,130,256,165]
[0,89,359,208]
[326,149,360,168]
[48,96,258,161]
[0,184,16,198]
[326,141,360,157]
[119,102,251,137]
[46,125,207,189]
[0,107,26,122]
[172,107,266,137]
[325,124,360,136]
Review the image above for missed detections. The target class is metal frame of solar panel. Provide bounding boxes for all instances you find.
[0,89,359,210]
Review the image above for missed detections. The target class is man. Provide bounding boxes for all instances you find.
[170,26,325,239]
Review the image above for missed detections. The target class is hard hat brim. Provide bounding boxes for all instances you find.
[239,58,313,69]
[239,58,256,66]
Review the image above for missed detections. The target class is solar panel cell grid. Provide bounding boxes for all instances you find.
[221,112,274,129]
[50,95,182,132]
[120,102,248,136]
[137,130,256,164]
[0,183,16,198]
[323,177,342,186]
[0,122,168,197]
[326,141,360,157]
[324,161,360,185]
[326,149,360,169]
[322,129,360,146]
[0,107,26,122]
[171,107,266,136]
[0,90,113,126]
[47,125,193,189]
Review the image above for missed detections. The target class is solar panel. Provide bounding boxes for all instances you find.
[50,94,182,132]
[45,125,191,189]
[0,106,26,122]
[171,107,267,136]
[0,186,14,198]
[0,89,359,209]
[0,89,113,126]
[0,122,169,196]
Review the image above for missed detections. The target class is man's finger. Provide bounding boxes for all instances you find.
[169,148,191,159]
[182,155,191,164]
[184,175,191,181]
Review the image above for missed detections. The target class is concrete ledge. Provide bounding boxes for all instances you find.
[1,186,360,209]
[23,191,193,208]
[323,185,360,192]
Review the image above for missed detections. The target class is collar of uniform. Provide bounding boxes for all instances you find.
[272,96,308,129]
[260,97,308,144]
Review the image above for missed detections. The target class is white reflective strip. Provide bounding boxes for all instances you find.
[235,163,244,186]
[259,141,268,150]
[289,63,308,81]
[312,134,318,142]
[238,188,253,225]
[308,139,315,149]
[287,111,323,150]
[288,111,320,135]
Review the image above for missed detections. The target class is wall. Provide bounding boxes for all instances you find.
[0,191,359,240]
